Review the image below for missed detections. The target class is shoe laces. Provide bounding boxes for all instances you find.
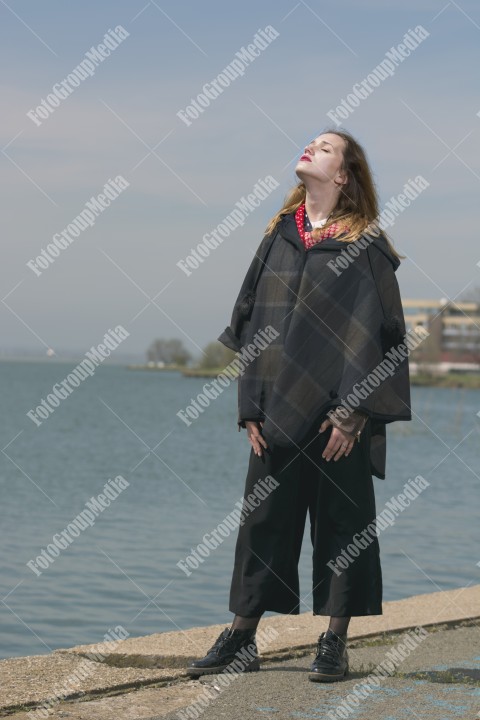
[315,632,344,663]
[208,629,232,654]
[209,628,254,656]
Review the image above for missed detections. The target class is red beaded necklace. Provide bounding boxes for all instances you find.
[295,202,349,249]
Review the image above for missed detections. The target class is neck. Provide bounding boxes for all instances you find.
[304,184,340,222]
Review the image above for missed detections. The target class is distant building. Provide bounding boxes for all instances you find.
[403,298,480,370]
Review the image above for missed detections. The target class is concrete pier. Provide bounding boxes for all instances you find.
[1,584,479,719]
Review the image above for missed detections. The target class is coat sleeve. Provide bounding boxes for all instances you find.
[327,407,368,439]
[217,230,277,352]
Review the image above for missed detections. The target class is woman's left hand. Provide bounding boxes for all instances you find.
[318,419,355,461]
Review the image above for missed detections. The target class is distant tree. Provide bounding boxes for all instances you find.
[146,338,192,366]
[197,341,236,369]
[459,284,480,304]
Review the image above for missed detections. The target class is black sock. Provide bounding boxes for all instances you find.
[230,615,261,632]
[327,616,350,637]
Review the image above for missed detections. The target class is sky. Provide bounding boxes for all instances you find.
[1,0,480,361]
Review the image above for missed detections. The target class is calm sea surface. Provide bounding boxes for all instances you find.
[1,360,479,659]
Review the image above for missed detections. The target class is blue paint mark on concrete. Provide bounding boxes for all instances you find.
[317,701,364,716]
[373,687,401,696]
[362,683,406,695]
[424,694,468,713]
[350,684,403,697]
[311,697,348,709]
[255,708,279,713]
[311,703,360,716]
[457,658,480,667]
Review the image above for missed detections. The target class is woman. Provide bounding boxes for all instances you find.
[187,129,411,682]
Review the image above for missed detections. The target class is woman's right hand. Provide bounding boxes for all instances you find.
[245,421,268,457]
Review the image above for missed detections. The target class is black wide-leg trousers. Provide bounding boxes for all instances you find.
[229,418,383,618]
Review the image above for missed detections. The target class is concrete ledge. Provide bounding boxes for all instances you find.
[0,653,185,714]
[62,583,480,666]
[0,584,478,714]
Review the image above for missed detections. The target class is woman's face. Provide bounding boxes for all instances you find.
[295,132,347,188]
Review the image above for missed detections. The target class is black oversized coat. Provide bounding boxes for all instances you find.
[218,212,412,479]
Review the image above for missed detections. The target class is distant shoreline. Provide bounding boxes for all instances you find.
[410,373,480,388]
[127,364,241,379]
[126,364,480,388]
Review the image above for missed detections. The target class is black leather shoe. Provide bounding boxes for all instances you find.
[186,627,260,677]
[308,629,349,682]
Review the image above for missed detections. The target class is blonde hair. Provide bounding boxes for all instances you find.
[264,128,403,261]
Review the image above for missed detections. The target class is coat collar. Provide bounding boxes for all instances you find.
[278,212,400,271]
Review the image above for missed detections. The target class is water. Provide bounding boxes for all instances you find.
[1,360,479,659]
